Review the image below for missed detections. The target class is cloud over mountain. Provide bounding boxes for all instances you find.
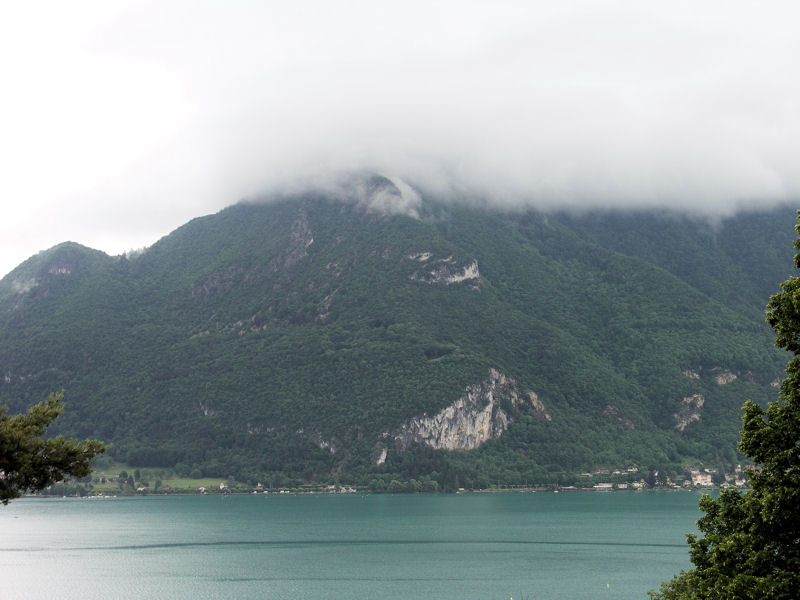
[1,1,799,277]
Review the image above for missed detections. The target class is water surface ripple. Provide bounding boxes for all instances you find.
[0,492,699,599]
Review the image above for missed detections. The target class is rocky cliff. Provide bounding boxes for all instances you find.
[393,369,548,453]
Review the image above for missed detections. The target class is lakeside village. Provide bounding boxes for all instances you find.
[32,463,754,499]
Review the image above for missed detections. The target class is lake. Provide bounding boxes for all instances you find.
[0,491,701,599]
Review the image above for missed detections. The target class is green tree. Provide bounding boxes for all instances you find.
[0,392,106,504]
[651,214,800,599]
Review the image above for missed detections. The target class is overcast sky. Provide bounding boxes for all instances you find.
[2,1,799,278]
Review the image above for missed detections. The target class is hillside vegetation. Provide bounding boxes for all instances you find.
[0,176,793,489]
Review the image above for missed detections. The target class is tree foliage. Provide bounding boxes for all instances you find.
[651,213,800,599]
[0,183,792,484]
[0,391,106,504]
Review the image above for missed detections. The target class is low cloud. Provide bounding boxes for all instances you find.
[256,172,423,219]
[2,0,799,276]
[101,0,797,217]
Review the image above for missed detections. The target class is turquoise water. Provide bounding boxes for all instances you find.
[0,492,699,599]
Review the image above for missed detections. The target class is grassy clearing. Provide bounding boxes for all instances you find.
[87,461,234,494]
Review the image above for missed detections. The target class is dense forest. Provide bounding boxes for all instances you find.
[0,175,793,490]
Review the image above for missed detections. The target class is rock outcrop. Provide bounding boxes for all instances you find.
[393,369,547,453]
[271,212,314,271]
[682,366,740,385]
[713,369,738,385]
[406,253,481,287]
[674,394,704,431]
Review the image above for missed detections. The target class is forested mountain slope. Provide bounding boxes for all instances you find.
[0,176,793,488]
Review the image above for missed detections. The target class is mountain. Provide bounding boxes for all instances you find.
[0,175,794,489]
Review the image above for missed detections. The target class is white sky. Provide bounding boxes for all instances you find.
[1,0,799,278]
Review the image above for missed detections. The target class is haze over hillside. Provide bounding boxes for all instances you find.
[0,175,794,489]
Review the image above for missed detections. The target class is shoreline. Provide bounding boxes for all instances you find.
[26,485,730,501]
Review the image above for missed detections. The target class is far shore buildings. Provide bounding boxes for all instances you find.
[690,471,713,486]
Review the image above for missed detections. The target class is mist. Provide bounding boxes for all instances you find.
[2,1,799,277]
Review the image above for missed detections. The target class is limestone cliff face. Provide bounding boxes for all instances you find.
[674,394,704,431]
[712,369,737,385]
[393,369,547,453]
[682,366,741,385]
[406,253,481,288]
